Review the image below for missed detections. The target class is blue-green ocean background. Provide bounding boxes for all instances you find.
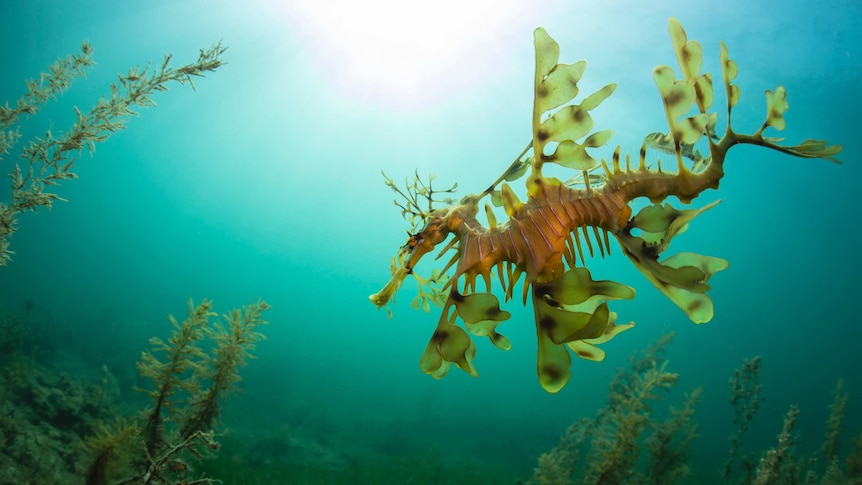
[1,0,860,482]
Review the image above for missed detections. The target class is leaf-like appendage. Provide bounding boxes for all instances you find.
[615,200,727,323]
[654,20,722,163]
[669,18,703,81]
[695,72,714,110]
[584,130,614,148]
[534,28,561,83]
[764,86,788,131]
[499,182,525,218]
[453,292,512,351]
[720,42,741,110]
[535,267,634,309]
[532,28,615,173]
[502,159,530,182]
[654,66,695,119]
[668,18,713,113]
[630,199,720,254]
[678,113,710,144]
[580,83,616,111]
[541,105,596,144]
[545,140,593,170]
[649,252,729,323]
[534,29,586,114]
[532,269,635,393]
[782,138,844,163]
[453,292,511,324]
[538,62,587,114]
[792,139,843,156]
[654,66,709,149]
[420,323,477,378]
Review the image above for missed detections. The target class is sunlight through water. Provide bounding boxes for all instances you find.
[269,0,542,110]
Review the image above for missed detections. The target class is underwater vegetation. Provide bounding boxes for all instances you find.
[370,19,843,393]
[84,298,269,484]
[528,334,862,485]
[0,39,225,266]
[0,322,117,483]
[0,299,269,484]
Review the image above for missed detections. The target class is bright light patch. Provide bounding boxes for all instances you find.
[269,0,540,110]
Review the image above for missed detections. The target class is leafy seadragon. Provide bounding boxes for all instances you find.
[369,19,842,393]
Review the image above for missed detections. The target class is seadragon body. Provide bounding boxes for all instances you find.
[370,19,842,393]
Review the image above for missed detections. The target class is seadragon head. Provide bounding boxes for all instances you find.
[369,172,463,315]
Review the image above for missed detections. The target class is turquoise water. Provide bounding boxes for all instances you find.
[1,0,860,483]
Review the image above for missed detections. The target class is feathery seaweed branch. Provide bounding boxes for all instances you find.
[137,299,215,456]
[179,299,270,440]
[0,41,226,266]
[85,299,269,485]
[723,356,762,484]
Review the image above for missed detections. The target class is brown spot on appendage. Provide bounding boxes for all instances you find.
[537,129,550,142]
[432,329,449,342]
[688,299,704,311]
[683,117,701,133]
[664,89,685,108]
[571,108,586,123]
[640,243,660,261]
[694,83,706,104]
[533,281,549,295]
[577,349,598,360]
[681,48,691,64]
[541,364,564,383]
[539,315,556,331]
[484,306,503,318]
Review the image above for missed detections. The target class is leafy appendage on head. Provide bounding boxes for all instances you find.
[382,171,457,234]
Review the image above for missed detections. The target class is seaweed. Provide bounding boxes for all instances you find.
[0,40,225,265]
[84,298,270,485]
[723,356,763,483]
[530,333,700,484]
[530,340,861,485]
